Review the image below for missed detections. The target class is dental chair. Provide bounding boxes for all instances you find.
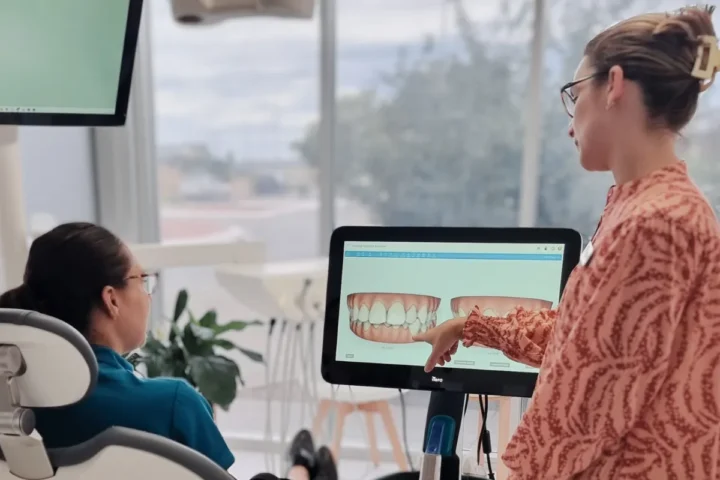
[0,309,234,480]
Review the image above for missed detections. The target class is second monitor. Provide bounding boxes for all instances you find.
[321,226,581,398]
[0,0,142,126]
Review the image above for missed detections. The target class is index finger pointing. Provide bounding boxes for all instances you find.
[424,347,443,372]
[412,331,429,343]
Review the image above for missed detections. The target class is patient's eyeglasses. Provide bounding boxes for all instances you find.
[125,272,159,295]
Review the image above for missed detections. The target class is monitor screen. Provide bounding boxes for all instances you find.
[0,0,141,125]
[335,240,565,374]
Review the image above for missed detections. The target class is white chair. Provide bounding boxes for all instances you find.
[0,308,234,480]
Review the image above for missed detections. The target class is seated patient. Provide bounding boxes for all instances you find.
[0,222,234,470]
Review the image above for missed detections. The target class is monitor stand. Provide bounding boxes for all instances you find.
[376,391,480,480]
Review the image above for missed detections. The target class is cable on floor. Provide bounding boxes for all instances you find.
[398,389,415,471]
[477,395,495,480]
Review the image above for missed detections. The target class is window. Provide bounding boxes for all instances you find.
[323,0,532,229]
[149,0,322,456]
[151,1,320,260]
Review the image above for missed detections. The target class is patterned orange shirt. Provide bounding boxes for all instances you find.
[463,162,720,479]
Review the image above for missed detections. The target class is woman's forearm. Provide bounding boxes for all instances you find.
[461,306,558,367]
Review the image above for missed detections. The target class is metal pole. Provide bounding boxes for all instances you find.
[511,0,547,442]
[318,0,336,255]
[0,126,28,290]
[517,0,546,227]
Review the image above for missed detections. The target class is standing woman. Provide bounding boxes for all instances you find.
[415,5,720,479]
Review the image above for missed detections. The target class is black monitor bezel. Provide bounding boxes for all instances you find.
[321,226,582,398]
[0,0,143,127]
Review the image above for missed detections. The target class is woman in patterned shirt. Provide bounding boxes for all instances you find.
[415,5,720,480]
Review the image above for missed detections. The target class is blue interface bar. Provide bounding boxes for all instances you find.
[344,251,563,261]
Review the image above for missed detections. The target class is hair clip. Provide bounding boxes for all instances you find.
[691,35,720,91]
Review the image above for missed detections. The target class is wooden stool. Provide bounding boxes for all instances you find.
[468,395,512,480]
[311,386,410,471]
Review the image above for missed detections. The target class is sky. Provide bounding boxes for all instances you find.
[149,0,506,161]
[150,0,720,162]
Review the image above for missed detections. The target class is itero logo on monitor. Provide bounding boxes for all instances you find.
[431,376,443,383]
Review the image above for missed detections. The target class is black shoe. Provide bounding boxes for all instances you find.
[286,429,316,475]
[315,446,338,480]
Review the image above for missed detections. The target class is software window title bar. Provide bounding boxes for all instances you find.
[344,241,564,254]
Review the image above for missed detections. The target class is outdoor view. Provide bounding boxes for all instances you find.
[149,0,720,466]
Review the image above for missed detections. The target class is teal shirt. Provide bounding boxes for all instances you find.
[33,345,235,470]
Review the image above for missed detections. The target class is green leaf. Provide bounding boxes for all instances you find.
[151,357,177,378]
[168,345,188,377]
[211,338,235,350]
[188,322,215,341]
[197,310,218,329]
[144,357,167,378]
[213,320,262,335]
[143,334,169,356]
[210,338,264,363]
[125,352,143,366]
[137,345,176,378]
[187,355,241,411]
[173,290,188,323]
[138,290,260,400]
[236,347,264,363]
[182,322,215,357]
[168,324,182,344]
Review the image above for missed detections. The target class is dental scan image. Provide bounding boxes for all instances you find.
[336,241,565,373]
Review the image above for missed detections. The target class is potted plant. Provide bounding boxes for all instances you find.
[127,289,264,412]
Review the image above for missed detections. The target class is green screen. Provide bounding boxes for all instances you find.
[0,0,130,114]
[336,241,566,373]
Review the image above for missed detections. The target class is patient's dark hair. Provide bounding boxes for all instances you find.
[0,222,130,336]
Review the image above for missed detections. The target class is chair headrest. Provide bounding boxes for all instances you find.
[0,309,97,407]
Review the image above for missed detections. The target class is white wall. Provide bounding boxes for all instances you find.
[19,127,97,226]
[0,127,97,291]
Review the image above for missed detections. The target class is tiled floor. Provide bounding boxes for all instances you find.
[227,446,497,479]
[215,393,503,457]
[229,451,400,480]
[220,393,501,479]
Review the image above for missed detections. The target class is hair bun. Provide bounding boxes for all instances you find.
[653,5,716,43]
[652,6,718,91]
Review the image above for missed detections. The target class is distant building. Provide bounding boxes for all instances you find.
[156,143,317,203]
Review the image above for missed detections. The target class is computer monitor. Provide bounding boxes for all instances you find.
[321,226,582,398]
[0,0,143,126]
